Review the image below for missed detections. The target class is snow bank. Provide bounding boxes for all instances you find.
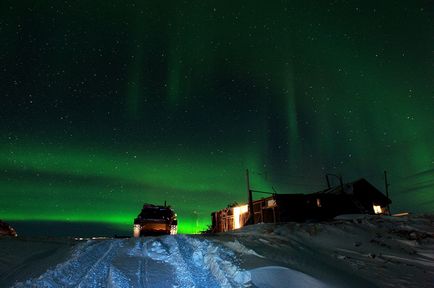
[250,266,328,288]
[224,214,434,288]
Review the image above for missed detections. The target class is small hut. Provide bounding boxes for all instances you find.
[211,178,391,233]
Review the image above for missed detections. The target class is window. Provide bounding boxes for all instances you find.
[373,204,382,214]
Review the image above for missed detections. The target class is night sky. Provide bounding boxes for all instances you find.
[1,1,433,235]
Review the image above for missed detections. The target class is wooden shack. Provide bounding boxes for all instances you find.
[211,178,391,233]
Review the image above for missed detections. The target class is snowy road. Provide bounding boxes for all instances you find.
[13,235,251,288]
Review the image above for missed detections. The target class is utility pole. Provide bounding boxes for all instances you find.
[384,170,391,215]
[193,210,199,234]
[246,169,254,225]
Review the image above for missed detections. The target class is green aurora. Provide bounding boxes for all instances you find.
[0,142,270,233]
[0,1,433,235]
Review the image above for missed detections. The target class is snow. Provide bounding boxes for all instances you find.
[222,240,264,258]
[250,266,328,288]
[0,237,75,287]
[1,214,433,287]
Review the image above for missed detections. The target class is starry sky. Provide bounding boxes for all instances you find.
[1,1,433,235]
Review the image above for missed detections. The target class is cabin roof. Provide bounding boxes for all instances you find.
[312,178,391,204]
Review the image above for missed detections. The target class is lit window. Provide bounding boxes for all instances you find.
[233,204,249,229]
[267,199,277,207]
[373,205,382,214]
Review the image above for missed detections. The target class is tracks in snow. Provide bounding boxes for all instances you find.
[14,236,250,288]
[14,240,123,288]
[76,241,119,288]
[165,235,250,288]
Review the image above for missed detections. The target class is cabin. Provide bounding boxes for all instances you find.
[211,178,391,233]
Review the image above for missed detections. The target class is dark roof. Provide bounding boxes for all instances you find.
[313,178,391,204]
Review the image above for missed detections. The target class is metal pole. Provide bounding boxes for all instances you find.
[384,170,391,215]
[246,169,254,225]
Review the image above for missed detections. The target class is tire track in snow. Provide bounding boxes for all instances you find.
[138,239,153,288]
[14,237,250,287]
[112,237,175,288]
[173,235,221,288]
[160,236,196,287]
[14,240,122,287]
[76,241,121,288]
[119,237,154,287]
[162,235,250,288]
[187,237,251,287]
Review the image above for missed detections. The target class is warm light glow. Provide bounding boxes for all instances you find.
[133,224,141,238]
[170,224,178,235]
[233,204,249,229]
[267,200,277,207]
[392,212,409,217]
[373,205,382,214]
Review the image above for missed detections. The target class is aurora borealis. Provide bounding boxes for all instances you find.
[1,1,433,235]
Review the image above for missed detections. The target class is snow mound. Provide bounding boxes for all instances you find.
[250,266,328,288]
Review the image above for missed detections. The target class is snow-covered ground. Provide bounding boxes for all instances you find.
[1,215,433,287]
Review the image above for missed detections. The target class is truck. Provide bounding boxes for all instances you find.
[133,203,177,237]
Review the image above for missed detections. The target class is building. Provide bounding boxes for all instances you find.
[211,178,391,233]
